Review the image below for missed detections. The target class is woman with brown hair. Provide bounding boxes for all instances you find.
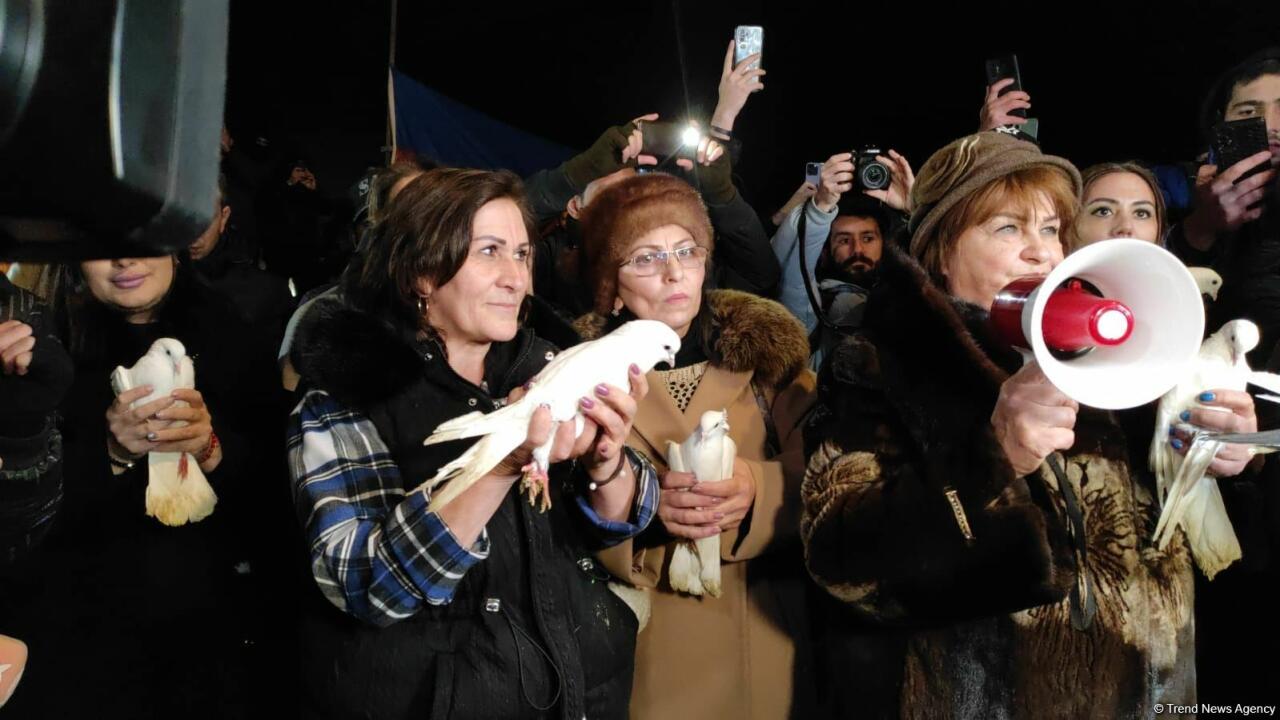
[1074,161,1168,247]
[575,172,817,719]
[801,131,1259,718]
[287,167,659,720]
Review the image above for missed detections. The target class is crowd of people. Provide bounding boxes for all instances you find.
[1,38,1279,720]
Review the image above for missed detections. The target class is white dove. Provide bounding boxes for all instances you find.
[1187,267,1223,301]
[665,410,735,598]
[111,338,217,526]
[422,320,680,512]
[1151,320,1280,578]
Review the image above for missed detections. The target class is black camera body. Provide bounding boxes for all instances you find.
[854,146,890,191]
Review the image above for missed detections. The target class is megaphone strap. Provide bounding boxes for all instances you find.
[1046,454,1097,632]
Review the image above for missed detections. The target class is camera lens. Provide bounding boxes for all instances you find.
[861,162,889,190]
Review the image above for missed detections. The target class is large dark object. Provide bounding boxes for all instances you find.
[854,145,890,191]
[0,0,228,261]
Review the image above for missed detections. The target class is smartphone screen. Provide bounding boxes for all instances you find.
[985,55,1026,119]
[734,26,763,71]
[641,122,687,158]
[1211,117,1270,183]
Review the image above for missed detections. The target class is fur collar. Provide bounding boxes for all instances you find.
[572,289,810,390]
[842,243,1119,458]
[291,295,429,409]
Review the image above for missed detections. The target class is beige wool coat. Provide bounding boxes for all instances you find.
[578,289,818,720]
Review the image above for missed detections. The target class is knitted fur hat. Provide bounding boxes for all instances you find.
[579,172,714,316]
[908,131,1082,259]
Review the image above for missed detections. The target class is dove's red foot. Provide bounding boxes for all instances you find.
[520,463,552,513]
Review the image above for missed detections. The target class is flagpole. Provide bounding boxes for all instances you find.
[385,0,399,165]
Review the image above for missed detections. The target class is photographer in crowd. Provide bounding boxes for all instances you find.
[1170,48,1280,363]
[770,149,912,340]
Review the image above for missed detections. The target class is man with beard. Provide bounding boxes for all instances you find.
[807,197,890,369]
[772,151,911,366]
[1170,47,1280,364]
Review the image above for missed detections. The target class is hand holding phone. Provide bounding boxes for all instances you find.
[980,55,1033,133]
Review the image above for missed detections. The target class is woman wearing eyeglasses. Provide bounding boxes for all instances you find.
[574,172,818,719]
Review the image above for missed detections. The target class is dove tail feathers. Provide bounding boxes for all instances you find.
[424,427,525,512]
[425,401,530,446]
[423,411,490,445]
[145,452,217,527]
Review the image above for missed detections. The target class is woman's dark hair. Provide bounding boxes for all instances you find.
[342,167,535,336]
[46,257,218,361]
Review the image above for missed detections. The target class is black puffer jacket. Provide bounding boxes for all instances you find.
[291,296,638,720]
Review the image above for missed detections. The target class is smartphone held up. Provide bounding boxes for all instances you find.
[734,26,763,72]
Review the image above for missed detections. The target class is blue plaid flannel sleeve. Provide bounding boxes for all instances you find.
[574,446,659,544]
[287,389,489,627]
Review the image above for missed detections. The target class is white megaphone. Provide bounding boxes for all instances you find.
[989,238,1205,409]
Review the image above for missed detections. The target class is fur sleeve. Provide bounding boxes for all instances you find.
[800,340,1075,625]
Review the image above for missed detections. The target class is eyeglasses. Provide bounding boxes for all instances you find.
[619,246,709,276]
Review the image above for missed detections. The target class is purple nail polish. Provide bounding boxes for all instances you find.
[629,364,641,375]
[580,397,595,409]
[595,384,609,396]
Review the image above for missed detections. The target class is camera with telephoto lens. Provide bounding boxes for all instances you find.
[854,145,891,191]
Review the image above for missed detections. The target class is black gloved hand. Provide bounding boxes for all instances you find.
[690,152,736,205]
[0,328,74,438]
[561,122,636,191]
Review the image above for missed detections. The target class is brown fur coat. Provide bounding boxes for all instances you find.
[801,244,1196,719]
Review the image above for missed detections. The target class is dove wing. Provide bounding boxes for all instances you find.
[177,354,196,391]
[1248,370,1280,396]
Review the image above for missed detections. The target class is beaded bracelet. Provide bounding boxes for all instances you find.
[194,431,220,465]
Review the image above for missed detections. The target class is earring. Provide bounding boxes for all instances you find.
[417,295,429,314]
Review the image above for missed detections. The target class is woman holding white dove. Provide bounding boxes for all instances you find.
[574,172,819,719]
[0,253,278,718]
[287,168,659,720]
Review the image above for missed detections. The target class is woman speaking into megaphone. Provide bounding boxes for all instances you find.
[799,131,1257,719]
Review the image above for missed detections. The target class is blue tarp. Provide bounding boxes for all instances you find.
[392,68,573,177]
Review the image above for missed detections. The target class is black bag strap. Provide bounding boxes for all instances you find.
[1046,454,1096,631]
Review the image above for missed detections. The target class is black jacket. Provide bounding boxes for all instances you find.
[291,297,638,720]
[0,275,72,564]
[0,272,284,719]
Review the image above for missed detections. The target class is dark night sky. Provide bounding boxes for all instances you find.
[226,0,1280,210]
